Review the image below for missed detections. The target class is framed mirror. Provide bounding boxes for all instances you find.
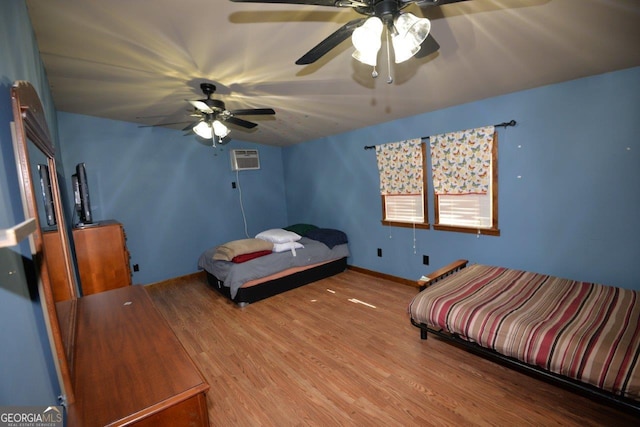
[27,142,77,302]
[11,80,77,405]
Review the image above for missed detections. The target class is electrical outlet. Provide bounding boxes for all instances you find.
[422,255,429,265]
[377,248,382,257]
[133,264,139,272]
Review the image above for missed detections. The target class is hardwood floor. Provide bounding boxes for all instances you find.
[146,270,639,426]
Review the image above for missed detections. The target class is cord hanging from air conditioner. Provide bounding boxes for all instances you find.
[236,169,250,238]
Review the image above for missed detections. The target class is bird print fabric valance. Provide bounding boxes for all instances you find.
[430,126,495,195]
[375,138,423,196]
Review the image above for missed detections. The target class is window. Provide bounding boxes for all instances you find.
[376,140,429,229]
[431,126,499,236]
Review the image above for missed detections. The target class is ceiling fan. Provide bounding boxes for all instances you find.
[174,82,275,145]
[230,0,469,73]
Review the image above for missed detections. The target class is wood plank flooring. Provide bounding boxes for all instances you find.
[146,270,639,426]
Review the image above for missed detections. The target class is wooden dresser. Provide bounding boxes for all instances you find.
[63,286,210,426]
[73,220,131,295]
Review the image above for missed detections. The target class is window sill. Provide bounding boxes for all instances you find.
[433,224,500,236]
[381,220,430,230]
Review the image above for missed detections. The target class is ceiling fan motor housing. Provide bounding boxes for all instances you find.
[375,0,401,23]
[200,82,217,97]
[198,83,226,111]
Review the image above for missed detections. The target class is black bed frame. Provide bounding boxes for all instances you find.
[411,260,640,416]
[205,257,348,306]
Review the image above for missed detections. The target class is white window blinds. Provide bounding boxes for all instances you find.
[437,191,492,228]
[385,194,424,223]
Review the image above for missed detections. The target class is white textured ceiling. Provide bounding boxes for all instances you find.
[25,0,640,147]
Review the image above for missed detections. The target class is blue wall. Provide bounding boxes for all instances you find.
[0,1,61,405]
[57,114,288,284]
[284,67,640,290]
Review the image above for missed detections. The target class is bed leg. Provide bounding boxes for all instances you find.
[420,329,428,340]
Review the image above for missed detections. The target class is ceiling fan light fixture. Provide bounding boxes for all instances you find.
[392,36,420,63]
[193,120,230,140]
[193,121,212,139]
[392,12,431,63]
[212,120,230,138]
[352,49,379,67]
[351,17,383,66]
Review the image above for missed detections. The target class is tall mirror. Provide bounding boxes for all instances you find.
[27,141,77,302]
[11,80,77,405]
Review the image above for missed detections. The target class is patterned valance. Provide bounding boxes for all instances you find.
[375,139,423,195]
[430,126,495,195]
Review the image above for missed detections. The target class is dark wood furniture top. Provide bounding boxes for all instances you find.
[65,285,209,426]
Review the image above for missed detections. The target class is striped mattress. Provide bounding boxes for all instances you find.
[409,264,640,400]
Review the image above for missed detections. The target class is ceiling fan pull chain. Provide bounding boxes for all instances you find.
[385,27,393,84]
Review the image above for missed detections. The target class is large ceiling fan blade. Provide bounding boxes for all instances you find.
[224,116,258,129]
[414,33,440,58]
[296,18,364,65]
[230,0,346,6]
[230,108,275,116]
[187,99,213,113]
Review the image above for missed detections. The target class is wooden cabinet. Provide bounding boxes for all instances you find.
[63,286,210,426]
[73,220,131,295]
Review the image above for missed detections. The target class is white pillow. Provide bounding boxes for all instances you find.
[272,241,304,254]
[255,228,301,244]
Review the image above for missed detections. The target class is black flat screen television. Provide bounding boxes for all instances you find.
[72,162,93,226]
[37,164,56,226]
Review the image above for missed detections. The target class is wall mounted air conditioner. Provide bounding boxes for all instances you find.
[230,149,260,171]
